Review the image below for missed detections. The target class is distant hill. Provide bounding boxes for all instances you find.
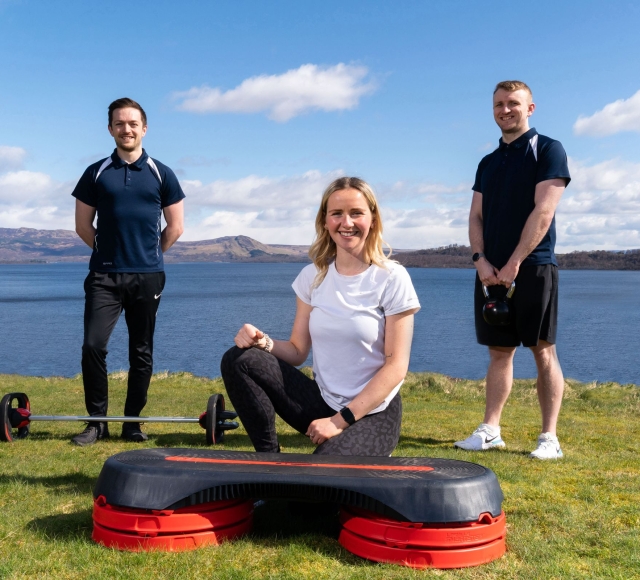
[0,227,91,262]
[0,228,638,269]
[0,228,309,264]
[164,235,309,263]
[394,245,640,270]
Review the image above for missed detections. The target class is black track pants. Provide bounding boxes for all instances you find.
[81,271,165,417]
[220,346,402,456]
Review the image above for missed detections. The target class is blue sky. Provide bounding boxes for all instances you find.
[1,0,640,250]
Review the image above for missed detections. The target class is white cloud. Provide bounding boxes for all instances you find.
[1,154,638,252]
[172,63,377,122]
[0,170,74,229]
[554,157,640,250]
[181,169,343,243]
[180,171,471,249]
[0,146,27,171]
[573,89,640,136]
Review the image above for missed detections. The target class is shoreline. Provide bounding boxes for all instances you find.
[1,370,637,389]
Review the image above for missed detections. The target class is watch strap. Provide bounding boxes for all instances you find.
[340,407,356,426]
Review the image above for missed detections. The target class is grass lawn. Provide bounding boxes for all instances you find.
[0,371,638,579]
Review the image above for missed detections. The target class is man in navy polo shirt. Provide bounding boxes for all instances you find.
[455,81,571,459]
[71,98,185,446]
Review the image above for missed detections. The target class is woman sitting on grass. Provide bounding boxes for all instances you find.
[221,177,420,456]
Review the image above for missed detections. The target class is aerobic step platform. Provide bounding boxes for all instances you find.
[93,449,506,568]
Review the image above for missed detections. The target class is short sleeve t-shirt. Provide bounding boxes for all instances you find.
[292,261,421,413]
[71,149,185,273]
[472,128,570,269]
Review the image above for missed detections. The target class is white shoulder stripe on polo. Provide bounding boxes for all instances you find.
[529,134,538,161]
[95,158,113,182]
[147,158,162,184]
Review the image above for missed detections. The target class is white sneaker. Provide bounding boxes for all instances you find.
[529,433,564,460]
[454,424,506,451]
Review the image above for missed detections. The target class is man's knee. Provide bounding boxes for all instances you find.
[488,346,516,363]
[82,341,107,360]
[530,340,558,367]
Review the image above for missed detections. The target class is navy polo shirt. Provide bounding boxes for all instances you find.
[72,149,185,273]
[472,128,571,270]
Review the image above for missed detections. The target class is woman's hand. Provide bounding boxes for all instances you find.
[306,414,348,445]
[234,324,267,349]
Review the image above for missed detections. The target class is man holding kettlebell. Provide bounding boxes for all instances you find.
[455,81,570,459]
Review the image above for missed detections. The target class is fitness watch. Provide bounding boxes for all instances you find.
[340,407,357,426]
[472,252,485,262]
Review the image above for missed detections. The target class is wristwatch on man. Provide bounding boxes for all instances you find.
[472,252,485,262]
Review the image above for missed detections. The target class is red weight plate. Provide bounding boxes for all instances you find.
[93,499,253,534]
[340,507,506,548]
[339,528,505,569]
[92,517,252,552]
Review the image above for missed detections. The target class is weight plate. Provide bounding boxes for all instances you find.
[214,394,226,444]
[205,394,218,445]
[0,392,31,443]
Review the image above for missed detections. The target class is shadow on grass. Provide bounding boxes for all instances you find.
[27,508,93,541]
[0,472,96,496]
[152,432,215,447]
[399,435,456,447]
[248,500,374,566]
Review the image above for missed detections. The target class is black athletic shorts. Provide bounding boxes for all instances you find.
[474,264,558,348]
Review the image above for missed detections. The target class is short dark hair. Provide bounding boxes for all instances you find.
[108,98,147,126]
[493,80,532,98]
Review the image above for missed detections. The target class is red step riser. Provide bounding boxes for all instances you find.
[92,517,252,552]
[339,528,506,569]
[340,507,506,548]
[93,499,253,534]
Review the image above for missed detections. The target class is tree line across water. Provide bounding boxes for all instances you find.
[394,245,640,270]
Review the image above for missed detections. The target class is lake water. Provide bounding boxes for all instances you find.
[0,263,638,384]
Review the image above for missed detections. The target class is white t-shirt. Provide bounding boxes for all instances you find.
[292,261,421,414]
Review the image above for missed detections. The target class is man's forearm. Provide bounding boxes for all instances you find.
[76,225,96,249]
[507,207,554,267]
[469,214,485,254]
[507,179,566,268]
[161,225,183,252]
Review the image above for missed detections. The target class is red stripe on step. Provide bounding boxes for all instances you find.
[165,456,434,472]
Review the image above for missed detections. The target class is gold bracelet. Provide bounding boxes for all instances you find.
[263,334,274,353]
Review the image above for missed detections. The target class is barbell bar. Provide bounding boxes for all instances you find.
[0,392,238,445]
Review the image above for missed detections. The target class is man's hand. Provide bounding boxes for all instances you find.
[496,260,520,288]
[234,324,267,350]
[476,258,500,286]
[306,414,348,445]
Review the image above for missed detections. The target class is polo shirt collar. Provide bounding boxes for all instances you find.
[110,148,149,169]
[499,127,538,149]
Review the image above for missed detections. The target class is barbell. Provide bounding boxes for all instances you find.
[0,392,238,445]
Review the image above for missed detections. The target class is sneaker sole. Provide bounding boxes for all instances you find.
[71,439,98,447]
[454,441,506,451]
[121,434,148,442]
[529,451,564,460]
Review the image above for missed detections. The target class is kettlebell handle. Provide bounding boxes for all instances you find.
[482,281,516,299]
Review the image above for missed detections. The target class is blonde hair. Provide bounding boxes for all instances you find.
[493,80,532,99]
[308,177,391,287]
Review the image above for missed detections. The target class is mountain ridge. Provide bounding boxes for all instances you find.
[1,227,638,270]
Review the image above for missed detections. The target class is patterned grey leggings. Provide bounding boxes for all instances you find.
[220,346,402,456]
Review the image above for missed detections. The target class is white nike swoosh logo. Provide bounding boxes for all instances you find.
[154,293,162,299]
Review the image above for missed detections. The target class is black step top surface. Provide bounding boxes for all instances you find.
[94,449,504,523]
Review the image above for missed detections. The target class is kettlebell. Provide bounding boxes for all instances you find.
[482,281,516,326]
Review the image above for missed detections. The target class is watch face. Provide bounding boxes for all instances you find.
[472,253,480,262]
